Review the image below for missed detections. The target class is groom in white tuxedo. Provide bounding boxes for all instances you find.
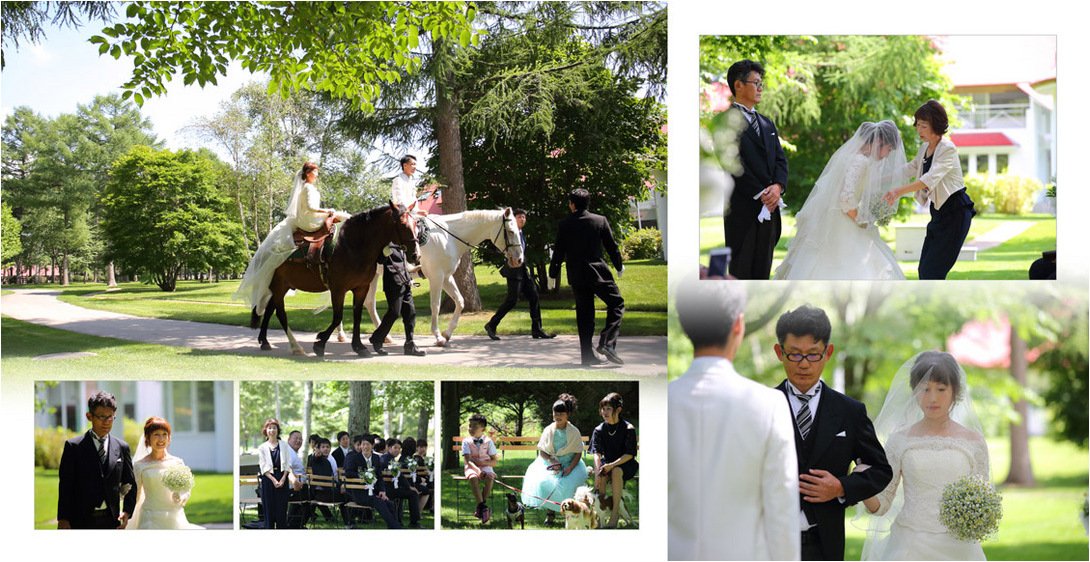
[773,305,892,560]
[669,279,801,560]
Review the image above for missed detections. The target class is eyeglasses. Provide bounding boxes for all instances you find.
[782,347,827,363]
[742,80,764,90]
[91,414,117,422]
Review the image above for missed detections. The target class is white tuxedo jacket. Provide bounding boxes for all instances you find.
[668,357,801,561]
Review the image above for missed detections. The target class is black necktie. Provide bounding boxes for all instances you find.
[94,434,108,465]
[474,438,483,445]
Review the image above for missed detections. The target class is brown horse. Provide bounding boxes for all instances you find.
[252,201,419,358]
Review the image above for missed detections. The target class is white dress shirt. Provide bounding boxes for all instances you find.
[392,172,419,209]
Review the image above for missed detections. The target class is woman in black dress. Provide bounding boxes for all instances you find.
[590,392,638,528]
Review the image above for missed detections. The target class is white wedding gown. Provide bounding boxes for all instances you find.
[775,154,905,280]
[128,455,204,530]
[865,431,989,560]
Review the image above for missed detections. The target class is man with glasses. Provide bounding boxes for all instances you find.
[772,305,891,561]
[723,59,789,279]
[57,391,137,529]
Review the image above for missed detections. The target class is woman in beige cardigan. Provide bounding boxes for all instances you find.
[256,418,296,529]
[883,100,976,279]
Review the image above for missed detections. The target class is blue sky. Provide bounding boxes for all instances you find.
[1,22,264,152]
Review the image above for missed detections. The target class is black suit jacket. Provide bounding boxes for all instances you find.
[343,450,386,496]
[57,431,137,528]
[724,107,789,277]
[500,232,530,280]
[548,210,623,287]
[380,245,412,287]
[331,446,348,468]
[776,381,892,561]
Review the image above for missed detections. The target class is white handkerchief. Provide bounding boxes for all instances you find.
[754,189,787,223]
[835,430,847,437]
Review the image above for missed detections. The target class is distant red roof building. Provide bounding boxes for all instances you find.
[949,132,1018,148]
[417,183,443,214]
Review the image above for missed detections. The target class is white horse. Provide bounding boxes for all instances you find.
[364,208,524,347]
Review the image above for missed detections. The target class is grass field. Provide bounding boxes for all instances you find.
[35,467,232,529]
[239,490,437,530]
[440,449,640,530]
[21,260,666,337]
[843,436,1088,560]
[700,213,1056,280]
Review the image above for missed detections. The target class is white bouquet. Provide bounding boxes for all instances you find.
[939,474,1003,542]
[362,468,377,496]
[161,464,195,494]
[867,196,897,227]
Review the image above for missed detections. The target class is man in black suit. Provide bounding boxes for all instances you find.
[343,434,402,529]
[549,188,625,366]
[331,431,351,468]
[484,209,556,340]
[379,438,423,528]
[57,391,137,529]
[369,243,426,357]
[723,59,789,279]
[772,305,892,560]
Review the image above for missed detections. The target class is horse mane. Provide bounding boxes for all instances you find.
[343,205,393,229]
[433,209,507,225]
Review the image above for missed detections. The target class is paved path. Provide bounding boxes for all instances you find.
[2,289,665,375]
[970,220,1036,252]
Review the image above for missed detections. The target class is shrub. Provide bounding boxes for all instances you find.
[963,173,995,213]
[621,227,662,260]
[35,426,78,469]
[992,175,1042,215]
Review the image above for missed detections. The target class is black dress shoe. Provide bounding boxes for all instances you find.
[369,338,389,356]
[404,343,427,357]
[581,351,608,366]
[484,323,500,340]
[532,331,557,339]
[597,345,624,365]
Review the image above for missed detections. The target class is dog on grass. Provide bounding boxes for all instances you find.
[597,492,634,528]
[560,485,601,530]
[504,493,525,529]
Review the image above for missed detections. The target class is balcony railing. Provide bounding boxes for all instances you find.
[955,103,1030,129]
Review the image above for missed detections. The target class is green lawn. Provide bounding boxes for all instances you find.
[843,437,1088,560]
[30,260,665,337]
[440,449,639,530]
[0,317,619,378]
[700,214,1056,280]
[35,467,232,529]
[252,493,436,530]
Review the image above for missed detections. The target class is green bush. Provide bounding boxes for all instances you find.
[992,175,1041,215]
[622,227,663,260]
[35,426,78,469]
[35,417,142,469]
[963,173,1042,215]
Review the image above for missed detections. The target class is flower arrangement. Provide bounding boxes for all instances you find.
[161,464,195,494]
[388,459,401,477]
[939,474,1003,542]
[867,196,897,227]
[362,468,376,496]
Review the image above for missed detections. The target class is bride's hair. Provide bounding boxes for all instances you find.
[300,161,319,179]
[143,416,172,446]
[909,351,964,403]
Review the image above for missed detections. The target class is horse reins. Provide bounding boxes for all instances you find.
[422,213,521,262]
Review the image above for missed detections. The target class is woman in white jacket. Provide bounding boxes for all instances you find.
[883,100,976,279]
[256,418,295,529]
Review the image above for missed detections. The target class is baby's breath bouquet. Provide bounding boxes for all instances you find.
[362,468,376,496]
[161,464,195,494]
[425,456,434,470]
[389,459,401,477]
[867,197,897,227]
[939,474,1003,542]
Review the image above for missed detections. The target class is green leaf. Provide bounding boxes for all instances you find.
[110,45,122,59]
[89,35,107,45]
[101,26,118,38]
[133,93,144,106]
[459,29,471,48]
[98,43,110,55]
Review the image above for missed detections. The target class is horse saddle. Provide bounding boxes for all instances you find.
[289,215,337,273]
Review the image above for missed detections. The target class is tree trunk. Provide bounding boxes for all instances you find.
[417,405,430,441]
[348,382,372,437]
[274,382,282,421]
[303,382,313,449]
[61,251,70,286]
[1005,325,1036,486]
[434,37,481,313]
[441,382,460,470]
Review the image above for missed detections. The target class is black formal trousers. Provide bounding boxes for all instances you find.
[373,277,416,344]
[349,490,402,529]
[573,277,624,361]
[386,480,421,525]
[488,268,543,331]
[919,189,975,280]
[259,470,290,529]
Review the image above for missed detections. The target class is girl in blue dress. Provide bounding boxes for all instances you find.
[522,393,588,524]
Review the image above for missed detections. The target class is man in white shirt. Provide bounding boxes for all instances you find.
[392,154,424,212]
[668,278,800,560]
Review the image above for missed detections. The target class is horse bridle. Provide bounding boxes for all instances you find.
[393,206,421,258]
[422,212,522,263]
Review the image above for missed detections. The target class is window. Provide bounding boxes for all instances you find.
[996,154,1009,174]
[977,155,989,174]
[960,155,970,175]
[168,381,217,433]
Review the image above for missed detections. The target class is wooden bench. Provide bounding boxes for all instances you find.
[238,474,261,524]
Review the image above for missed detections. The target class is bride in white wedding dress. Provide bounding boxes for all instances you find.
[860,351,989,560]
[127,417,204,530]
[774,121,908,280]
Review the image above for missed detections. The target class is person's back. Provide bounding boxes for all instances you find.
[668,357,800,560]
[553,210,622,283]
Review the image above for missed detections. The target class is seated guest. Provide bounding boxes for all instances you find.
[306,438,341,523]
[285,430,308,527]
[590,392,639,528]
[380,438,423,528]
[343,434,402,529]
[332,431,351,467]
[402,437,430,514]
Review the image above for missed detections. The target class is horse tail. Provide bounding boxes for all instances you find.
[250,307,260,329]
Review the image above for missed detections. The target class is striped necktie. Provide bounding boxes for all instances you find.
[794,393,814,440]
[95,434,108,465]
[736,104,761,137]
